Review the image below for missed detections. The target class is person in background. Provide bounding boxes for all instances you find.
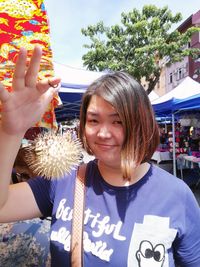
[0,46,200,267]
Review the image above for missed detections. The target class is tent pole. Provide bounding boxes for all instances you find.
[172,113,177,176]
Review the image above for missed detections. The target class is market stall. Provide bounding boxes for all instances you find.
[151,150,172,164]
[152,77,200,176]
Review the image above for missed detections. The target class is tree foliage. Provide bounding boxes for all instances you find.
[81,5,200,93]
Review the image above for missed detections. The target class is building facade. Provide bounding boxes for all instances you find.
[151,9,200,98]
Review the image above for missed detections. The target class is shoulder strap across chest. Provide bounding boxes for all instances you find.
[71,163,87,267]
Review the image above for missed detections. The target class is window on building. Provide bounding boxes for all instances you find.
[195,54,200,63]
[178,68,183,80]
[169,72,173,83]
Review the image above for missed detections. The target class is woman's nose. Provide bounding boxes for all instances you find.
[97,126,111,138]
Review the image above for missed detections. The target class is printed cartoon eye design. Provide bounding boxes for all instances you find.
[153,244,165,262]
[136,240,165,266]
[140,240,153,258]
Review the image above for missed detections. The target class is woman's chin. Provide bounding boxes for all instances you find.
[97,155,121,167]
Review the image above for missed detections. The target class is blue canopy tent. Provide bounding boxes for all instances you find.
[55,83,87,121]
[152,77,200,176]
[55,65,160,121]
[53,62,105,121]
[152,77,200,115]
[153,93,200,116]
[173,92,200,111]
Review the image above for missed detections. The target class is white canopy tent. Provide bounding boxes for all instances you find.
[148,90,159,102]
[54,62,104,93]
[152,76,200,105]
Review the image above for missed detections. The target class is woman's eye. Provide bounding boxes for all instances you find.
[87,119,98,124]
[113,120,122,125]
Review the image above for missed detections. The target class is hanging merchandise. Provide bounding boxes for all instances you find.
[0,0,61,129]
[191,113,200,128]
[179,114,192,127]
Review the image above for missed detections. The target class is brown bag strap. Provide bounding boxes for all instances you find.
[71,163,87,267]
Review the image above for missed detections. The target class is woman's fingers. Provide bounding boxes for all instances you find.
[13,45,42,90]
[48,77,61,89]
[25,45,43,88]
[37,77,61,94]
[13,46,60,95]
[0,83,9,103]
[12,47,27,91]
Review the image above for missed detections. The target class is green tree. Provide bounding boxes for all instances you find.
[81,5,200,94]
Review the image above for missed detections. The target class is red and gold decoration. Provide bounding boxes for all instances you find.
[0,0,60,129]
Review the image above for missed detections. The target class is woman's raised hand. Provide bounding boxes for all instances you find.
[0,46,61,135]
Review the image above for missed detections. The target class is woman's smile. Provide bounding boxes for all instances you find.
[95,143,117,149]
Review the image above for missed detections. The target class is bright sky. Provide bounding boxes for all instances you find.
[44,0,200,68]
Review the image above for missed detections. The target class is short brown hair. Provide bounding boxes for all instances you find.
[79,71,159,178]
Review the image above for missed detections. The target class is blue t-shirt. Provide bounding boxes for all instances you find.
[27,160,200,267]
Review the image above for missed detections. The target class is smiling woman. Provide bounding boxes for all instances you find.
[79,72,159,180]
[0,46,200,267]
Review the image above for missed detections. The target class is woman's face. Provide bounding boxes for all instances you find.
[85,95,124,168]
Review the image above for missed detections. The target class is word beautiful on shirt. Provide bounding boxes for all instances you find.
[50,198,126,262]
